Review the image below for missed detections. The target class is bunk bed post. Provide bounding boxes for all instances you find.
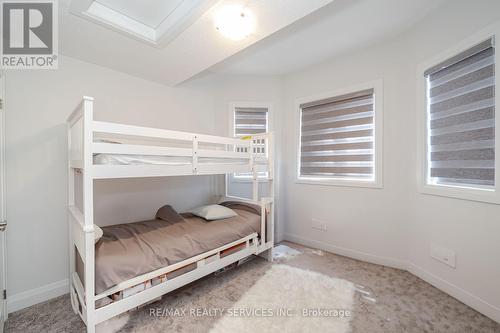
[251,139,258,202]
[67,118,76,314]
[267,132,275,247]
[82,97,96,333]
[258,133,274,262]
[192,135,198,173]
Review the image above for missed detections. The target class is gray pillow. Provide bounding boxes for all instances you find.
[189,204,237,221]
[156,205,184,223]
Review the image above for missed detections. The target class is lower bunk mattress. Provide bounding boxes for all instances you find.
[89,201,262,295]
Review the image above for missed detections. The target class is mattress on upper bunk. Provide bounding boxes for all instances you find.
[93,201,261,294]
[92,138,248,166]
[93,154,248,166]
[93,153,192,165]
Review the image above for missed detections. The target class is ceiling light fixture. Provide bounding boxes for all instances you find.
[214,5,256,41]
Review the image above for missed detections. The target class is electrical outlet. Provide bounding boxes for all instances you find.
[430,244,456,268]
[311,218,327,231]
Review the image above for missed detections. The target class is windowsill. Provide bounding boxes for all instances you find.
[295,177,383,189]
[419,183,500,205]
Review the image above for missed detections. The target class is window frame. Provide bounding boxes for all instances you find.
[417,22,500,204]
[228,101,272,183]
[295,80,384,188]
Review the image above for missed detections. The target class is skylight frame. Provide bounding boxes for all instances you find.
[69,0,219,47]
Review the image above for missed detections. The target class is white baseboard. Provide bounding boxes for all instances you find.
[283,233,407,270]
[283,232,500,324]
[408,263,500,324]
[7,279,69,314]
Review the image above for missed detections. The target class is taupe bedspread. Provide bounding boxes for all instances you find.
[94,202,261,294]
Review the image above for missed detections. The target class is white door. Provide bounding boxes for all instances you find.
[0,74,7,332]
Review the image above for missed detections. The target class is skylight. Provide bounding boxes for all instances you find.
[70,0,218,46]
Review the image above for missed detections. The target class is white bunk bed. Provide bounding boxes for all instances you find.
[67,97,275,333]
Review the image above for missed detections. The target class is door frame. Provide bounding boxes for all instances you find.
[0,72,7,323]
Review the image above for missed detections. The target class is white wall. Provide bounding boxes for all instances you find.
[281,0,500,322]
[282,36,412,268]
[5,55,217,311]
[405,0,500,322]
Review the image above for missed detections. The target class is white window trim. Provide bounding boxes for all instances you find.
[295,80,384,189]
[417,22,500,204]
[228,101,272,183]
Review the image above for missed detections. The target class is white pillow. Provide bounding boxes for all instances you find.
[190,204,237,221]
[94,225,103,243]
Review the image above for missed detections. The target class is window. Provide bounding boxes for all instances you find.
[234,106,268,136]
[420,36,498,202]
[232,105,269,179]
[297,82,383,188]
[419,31,500,203]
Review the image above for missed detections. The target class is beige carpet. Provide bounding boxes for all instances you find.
[5,242,500,333]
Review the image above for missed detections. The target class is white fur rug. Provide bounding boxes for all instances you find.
[272,244,303,261]
[210,265,354,333]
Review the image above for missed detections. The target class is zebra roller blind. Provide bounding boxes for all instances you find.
[425,38,495,188]
[234,107,268,136]
[299,89,375,180]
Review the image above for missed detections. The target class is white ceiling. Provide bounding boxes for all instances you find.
[210,0,447,76]
[95,0,184,28]
[60,0,334,86]
[60,0,448,86]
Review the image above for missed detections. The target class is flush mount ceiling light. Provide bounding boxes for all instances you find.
[214,5,256,41]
